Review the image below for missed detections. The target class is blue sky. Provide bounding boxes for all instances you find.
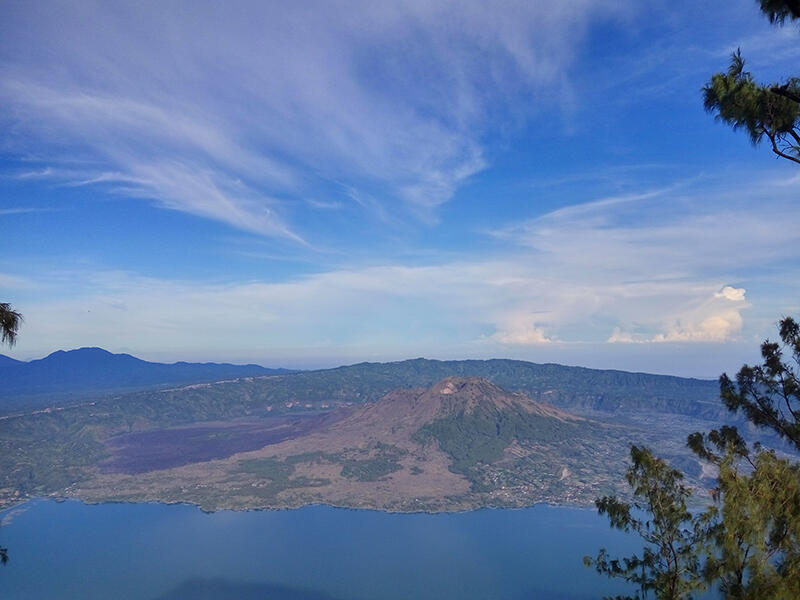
[2,0,799,377]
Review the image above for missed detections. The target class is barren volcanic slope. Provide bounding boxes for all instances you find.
[69,377,635,512]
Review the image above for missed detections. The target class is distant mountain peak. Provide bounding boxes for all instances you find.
[333,377,575,439]
[48,347,109,355]
[0,347,290,407]
[42,347,121,360]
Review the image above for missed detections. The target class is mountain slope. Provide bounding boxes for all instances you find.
[0,347,290,408]
[136,356,722,422]
[328,376,576,445]
[0,354,22,368]
[73,377,634,512]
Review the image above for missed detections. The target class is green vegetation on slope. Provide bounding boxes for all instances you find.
[0,409,107,501]
[414,404,579,490]
[340,443,406,482]
[236,454,331,501]
[588,314,800,597]
[233,443,406,503]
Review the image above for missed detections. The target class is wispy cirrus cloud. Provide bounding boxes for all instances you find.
[485,170,800,344]
[6,169,799,368]
[0,207,55,216]
[0,1,632,238]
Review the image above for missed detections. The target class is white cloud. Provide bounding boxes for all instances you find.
[715,285,746,302]
[0,207,50,216]
[3,171,797,362]
[0,1,631,236]
[653,286,748,343]
[610,286,750,343]
[492,316,553,345]
[653,310,744,342]
[607,328,636,343]
[494,174,800,279]
[488,172,798,344]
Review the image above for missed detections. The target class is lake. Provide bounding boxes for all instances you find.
[0,500,638,599]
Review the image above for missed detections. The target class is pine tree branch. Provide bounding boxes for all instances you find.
[788,128,800,148]
[770,84,800,105]
[779,370,800,423]
[768,132,800,164]
[745,377,799,447]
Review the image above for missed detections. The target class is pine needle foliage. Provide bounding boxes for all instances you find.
[689,427,800,599]
[584,446,707,600]
[690,319,800,597]
[0,303,22,347]
[0,302,19,569]
[703,51,800,165]
[759,0,800,24]
[590,318,800,599]
[719,316,800,451]
[703,2,800,165]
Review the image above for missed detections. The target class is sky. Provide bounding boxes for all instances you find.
[1,0,799,378]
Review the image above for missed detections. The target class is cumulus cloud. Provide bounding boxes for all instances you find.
[492,317,553,345]
[607,328,636,343]
[653,310,744,342]
[488,173,800,346]
[652,286,747,343]
[610,286,749,343]
[715,286,746,302]
[0,0,631,237]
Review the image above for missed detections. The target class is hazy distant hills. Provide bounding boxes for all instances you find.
[0,347,290,409]
[0,342,727,429]
[374,358,721,416]
[159,357,721,420]
[0,349,724,419]
[0,354,22,368]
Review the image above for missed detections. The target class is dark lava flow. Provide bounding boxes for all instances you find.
[100,413,336,474]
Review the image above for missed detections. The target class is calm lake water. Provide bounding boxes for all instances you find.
[0,500,639,600]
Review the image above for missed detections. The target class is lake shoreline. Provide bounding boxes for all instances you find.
[3,493,600,517]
